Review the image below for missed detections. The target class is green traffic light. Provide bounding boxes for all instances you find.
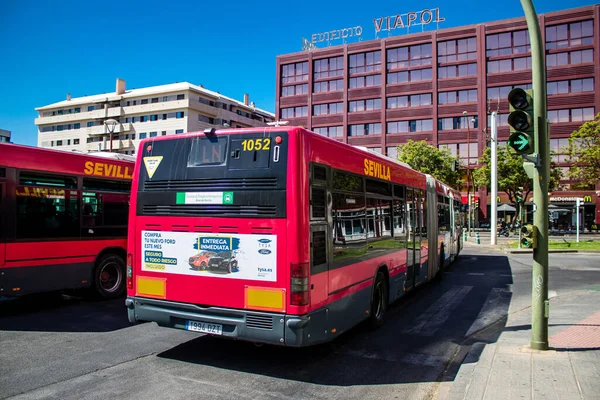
[508,131,533,154]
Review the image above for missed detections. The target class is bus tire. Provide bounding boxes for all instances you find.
[369,271,388,329]
[93,253,125,299]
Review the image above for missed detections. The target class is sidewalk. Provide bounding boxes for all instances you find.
[443,244,600,400]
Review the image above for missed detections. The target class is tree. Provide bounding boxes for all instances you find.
[472,145,562,226]
[566,113,600,188]
[396,140,461,188]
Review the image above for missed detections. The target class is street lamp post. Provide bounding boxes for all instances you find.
[463,111,475,236]
[104,118,118,153]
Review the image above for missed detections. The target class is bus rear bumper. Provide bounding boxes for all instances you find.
[125,296,322,347]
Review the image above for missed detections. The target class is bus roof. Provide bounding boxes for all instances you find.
[0,142,134,179]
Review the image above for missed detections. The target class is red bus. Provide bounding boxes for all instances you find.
[0,143,135,298]
[126,127,464,346]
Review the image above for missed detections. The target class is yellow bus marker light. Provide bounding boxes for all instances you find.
[245,287,285,313]
[136,276,166,299]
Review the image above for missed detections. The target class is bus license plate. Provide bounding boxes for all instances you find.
[186,320,223,335]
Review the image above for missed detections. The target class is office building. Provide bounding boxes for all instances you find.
[35,79,275,155]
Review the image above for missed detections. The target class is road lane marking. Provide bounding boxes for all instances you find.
[465,288,511,337]
[402,286,473,336]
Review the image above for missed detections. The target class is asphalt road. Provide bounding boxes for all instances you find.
[1,248,598,400]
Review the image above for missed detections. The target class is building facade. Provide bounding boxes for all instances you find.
[0,129,11,143]
[276,5,600,227]
[35,79,274,155]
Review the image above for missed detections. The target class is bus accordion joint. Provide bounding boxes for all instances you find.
[290,262,310,306]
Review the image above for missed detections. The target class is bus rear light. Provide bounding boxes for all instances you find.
[290,262,309,306]
[126,253,133,290]
[275,136,283,144]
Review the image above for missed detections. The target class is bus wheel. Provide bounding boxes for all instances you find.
[93,254,125,299]
[369,271,388,329]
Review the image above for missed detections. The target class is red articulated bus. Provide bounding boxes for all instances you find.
[126,127,464,346]
[0,143,135,298]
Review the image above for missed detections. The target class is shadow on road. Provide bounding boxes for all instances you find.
[0,292,131,332]
[158,251,515,386]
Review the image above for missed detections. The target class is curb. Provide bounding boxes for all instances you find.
[503,249,600,254]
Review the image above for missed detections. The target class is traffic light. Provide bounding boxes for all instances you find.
[507,88,535,155]
[521,224,538,248]
[516,192,523,203]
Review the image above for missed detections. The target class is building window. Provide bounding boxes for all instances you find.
[74,139,80,145]
[313,102,343,116]
[177,94,185,100]
[74,108,80,113]
[349,74,382,88]
[131,116,137,123]
[487,84,532,101]
[141,99,148,105]
[438,38,477,63]
[281,83,308,97]
[409,94,432,107]
[198,97,215,106]
[198,114,215,124]
[546,20,594,50]
[139,133,147,139]
[348,123,382,136]
[151,98,159,103]
[162,131,167,136]
[387,96,408,109]
[348,98,382,112]
[281,106,308,118]
[387,119,433,133]
[282,62,308,84]
[314,56,344,79]
[149,132,158,137]
[569,78,594,93]
[549,138,572,163]
[438,90,477,104]
[349,51,382,74]
[150,114,158,121]
[74,123,80,129]
[88,106,94,112]
[313,126,343,138]
[140,116,147,122]
[87,121,94,127]
[310,80,340,95]
[387,68,432,84]
[387,44,432,70]
[163,96,169,102]
[487,113,510,127]
[486,30,530,56]
[176,112,184,119]
[488,56,531,73]
[548,107,595,123]
[438,116,479,131]
[438,63,477,79]
[547,49,594,67]
[387,146,398,159]
[175,129,184,134]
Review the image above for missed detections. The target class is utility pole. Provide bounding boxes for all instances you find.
[490,112,498,245]
[520,0,549,351]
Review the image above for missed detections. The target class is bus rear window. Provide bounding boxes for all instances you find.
[188,136,228,167]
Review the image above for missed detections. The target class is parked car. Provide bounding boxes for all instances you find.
[188,251,215,271]
[208,251,239,273]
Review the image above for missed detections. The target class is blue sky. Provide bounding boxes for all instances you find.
[0,0,596,146]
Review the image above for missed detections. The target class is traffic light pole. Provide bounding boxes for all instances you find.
[520,0,549,350]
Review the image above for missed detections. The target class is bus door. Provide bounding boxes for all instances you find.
[309,164,330,307]
[405,188,419,290]
[414,189,424,286]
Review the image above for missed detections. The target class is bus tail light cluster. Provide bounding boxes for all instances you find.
[290,262,309,306]
[126,253,133,290]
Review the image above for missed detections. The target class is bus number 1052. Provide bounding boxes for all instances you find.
[241,138,271,152]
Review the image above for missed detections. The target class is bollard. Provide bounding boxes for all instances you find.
[476,232,480,244]
[463,228,467,242]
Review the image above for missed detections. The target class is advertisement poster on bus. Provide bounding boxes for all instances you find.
[141,231,277,281]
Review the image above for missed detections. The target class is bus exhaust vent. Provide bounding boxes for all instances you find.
[246,315,273,330]
[144,177,278,191]
[142,205,277,217]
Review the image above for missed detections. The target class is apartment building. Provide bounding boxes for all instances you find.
[35,79,274,155]
[0,129,10,143]
[276,4,600,225]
